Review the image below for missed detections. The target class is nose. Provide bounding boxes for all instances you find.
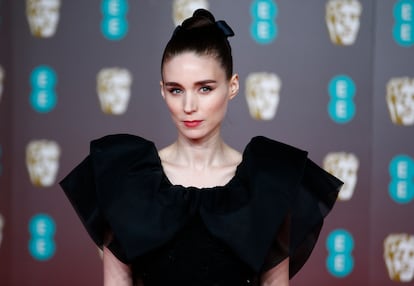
[183,92,197,114]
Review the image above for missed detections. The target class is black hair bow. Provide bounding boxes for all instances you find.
[215,20,235,37]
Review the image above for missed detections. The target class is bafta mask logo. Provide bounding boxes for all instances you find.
[26,140,61,187]
[323,152,359,201]
[384,233,414,282]
[172,0,209,26]
[387,77,414,126]
[0,214,4,249]
[26,0,61,38]
[245,72,281,120]
[97,68,132,115]
[0,65,4,104]
[326,0,362,46]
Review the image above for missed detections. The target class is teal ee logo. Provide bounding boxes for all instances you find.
[326,229,355,278]
[29,65,57,113]
[328,75,356,124]
[101,0,129,41]
[28,214,56,261]
[250,0,278,44]
[393,0,414,47]
[389,155,414,204]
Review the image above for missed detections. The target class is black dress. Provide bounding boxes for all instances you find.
[59,134,342,286]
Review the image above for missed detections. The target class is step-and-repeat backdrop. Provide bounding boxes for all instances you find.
[0,0,413,285]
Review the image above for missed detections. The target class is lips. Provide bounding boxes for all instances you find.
[183,120,202,128]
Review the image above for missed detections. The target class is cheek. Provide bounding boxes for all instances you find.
[206,97,229,116]
[164,98,181,116]
[164,95,175,108]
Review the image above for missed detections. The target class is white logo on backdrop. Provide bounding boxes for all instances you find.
[245,72,281,121]
[26,0,61,38]
[384,233,414,283]
[97,67,133,115]
[323,152,359,201]
[326,0,362,46]
[387,77,414,126]
[26,140,61,187]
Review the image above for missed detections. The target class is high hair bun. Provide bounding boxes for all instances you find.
[181,8,215,29]
[163,9,234,79]
[193,8,216,22]
[179,8,235,38]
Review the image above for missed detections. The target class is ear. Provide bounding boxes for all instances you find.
[228,74,239,100]
[160,80,166,99]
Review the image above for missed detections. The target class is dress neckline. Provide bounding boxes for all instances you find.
[155,147,244,191]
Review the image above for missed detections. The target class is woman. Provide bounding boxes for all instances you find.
[60,9,342,286]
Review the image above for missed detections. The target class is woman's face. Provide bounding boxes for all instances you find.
[161,52,238,141]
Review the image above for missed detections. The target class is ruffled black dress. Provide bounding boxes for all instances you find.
[60,134,342,286]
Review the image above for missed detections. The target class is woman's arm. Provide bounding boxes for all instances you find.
[261,257,289,286]
[103,246,133,286]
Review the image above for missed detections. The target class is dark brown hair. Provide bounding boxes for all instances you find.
[161,9,235,79]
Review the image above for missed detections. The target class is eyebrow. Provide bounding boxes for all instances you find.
[163,80,217,87]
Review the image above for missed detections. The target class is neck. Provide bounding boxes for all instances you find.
[173,133,227,170]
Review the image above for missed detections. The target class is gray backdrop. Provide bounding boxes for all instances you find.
[0,0,413,285]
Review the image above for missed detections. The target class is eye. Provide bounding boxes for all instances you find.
[200,86,212,93]
[168,88,182,95]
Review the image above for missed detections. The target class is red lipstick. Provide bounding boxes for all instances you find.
[183,120,202,128]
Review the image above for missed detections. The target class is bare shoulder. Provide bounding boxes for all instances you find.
[223,143,242,167]
[157,144,177,167]
[158,144,173,160]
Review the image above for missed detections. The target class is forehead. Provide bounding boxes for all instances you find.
[162,52,225,80]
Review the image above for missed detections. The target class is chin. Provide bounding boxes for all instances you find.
[179,130,215,142]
